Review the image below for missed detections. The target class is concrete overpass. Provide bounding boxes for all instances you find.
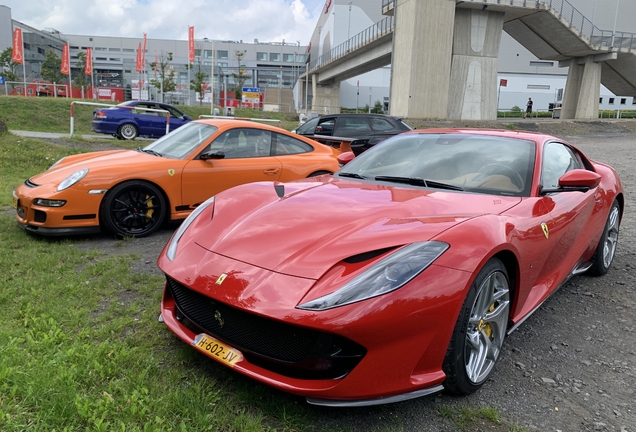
[302,0,636,120]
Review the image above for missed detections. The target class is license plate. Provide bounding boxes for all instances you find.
[12,196,18,209]
[192,333,243,367]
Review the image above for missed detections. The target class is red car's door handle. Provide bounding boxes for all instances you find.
[263,168,280,175]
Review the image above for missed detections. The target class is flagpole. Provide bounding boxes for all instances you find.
[90,44,95,99]
[210,40,215,114]
[67,43,71,98]
[22,52,26,95]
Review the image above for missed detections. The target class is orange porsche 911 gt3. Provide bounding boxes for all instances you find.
[13,119,343,237]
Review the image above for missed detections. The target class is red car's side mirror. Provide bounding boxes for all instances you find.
[558,169,601,189]
[337,151,355,166]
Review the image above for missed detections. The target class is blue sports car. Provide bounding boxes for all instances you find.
[91,101,192,140]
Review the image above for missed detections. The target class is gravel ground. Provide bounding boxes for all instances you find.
[31,121,636,431]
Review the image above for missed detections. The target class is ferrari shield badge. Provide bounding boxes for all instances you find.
[168,169,175,176]
[215,273,228,285]
[541,222,549,239]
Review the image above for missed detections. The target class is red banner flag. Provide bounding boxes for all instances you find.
[85,47,93,76]
[12,28,24,64]
[188,26,195,63]
[154,52,158,77]
[135,43,142,73]
[142,33,147,67]
[61,44,70,75]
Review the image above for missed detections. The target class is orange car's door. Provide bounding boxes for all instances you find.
[180,128,282,207]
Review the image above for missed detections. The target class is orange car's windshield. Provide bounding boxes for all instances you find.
[144,123,218,159]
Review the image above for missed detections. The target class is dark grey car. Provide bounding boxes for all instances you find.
[293,114,412,155]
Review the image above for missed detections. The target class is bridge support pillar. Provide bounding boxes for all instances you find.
[311,74,340,114]
[389,0,455,119]
[447,9,504,120]
[390,0,503,120]
[561,56,601,120]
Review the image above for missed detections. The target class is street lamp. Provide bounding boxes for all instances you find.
[348,2,353,40]
[611,0,620,47]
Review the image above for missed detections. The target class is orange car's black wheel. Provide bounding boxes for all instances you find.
[100,181,166,237]
[307,171,332,177]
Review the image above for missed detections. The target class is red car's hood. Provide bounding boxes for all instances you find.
[195,177,521,279]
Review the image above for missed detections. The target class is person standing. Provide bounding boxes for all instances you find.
[523,98,533,118]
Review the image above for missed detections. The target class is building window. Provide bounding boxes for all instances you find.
[109,58,121,62]
[218,62,228,67]
[284,53,294,62]
[257,52,267,61]
[70,46,79,49]
[217,50,228,59]
[620,98,627,105]
[270,52,280,62]
[204,49,212,58]
[599,97,603,104]
[527,84,550,90]
[124,69,131,73]
[109,48,120,52]
[296,54,305,63]
[71,55,79,59]
[529,61,554,67]
[194,49,202,58]
[95,47,107,51]
[37,47,45,55]
[123,48,135,52]
[24,43,30,50]
[609,98,615,104]
[96,57,107,61]
[632,98,636,105]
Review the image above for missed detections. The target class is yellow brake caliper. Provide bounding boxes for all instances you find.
[478,303,496,339]
[145,195,154,220]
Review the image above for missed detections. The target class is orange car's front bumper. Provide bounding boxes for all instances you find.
[13,182,105,236]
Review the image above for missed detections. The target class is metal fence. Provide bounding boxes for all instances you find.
[458,0,636,52]
[308,15,394,71]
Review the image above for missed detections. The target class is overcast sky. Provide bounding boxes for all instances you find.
[3,0,323,45]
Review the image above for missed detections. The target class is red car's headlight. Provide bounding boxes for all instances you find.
[297,241,449,311]
[166,196,215,261]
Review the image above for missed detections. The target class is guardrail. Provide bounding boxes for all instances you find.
[458,0,636,52]
[198,115,283,129]
[308,15,394,71]
[70,101,170,136]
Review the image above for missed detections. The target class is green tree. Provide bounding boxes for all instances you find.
[371,101,384,114]
[231,50,249,101]
[0,47,20,87]
[72,51,91,89]
[189,65,209,106]
[40,51,66,84]
[149,51,176,102]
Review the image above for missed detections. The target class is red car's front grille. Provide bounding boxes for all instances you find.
[166,276,366,379]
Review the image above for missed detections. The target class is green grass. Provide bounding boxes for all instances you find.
[0,96,300,134]
[437,405,529,432]
[0,215,318,431]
